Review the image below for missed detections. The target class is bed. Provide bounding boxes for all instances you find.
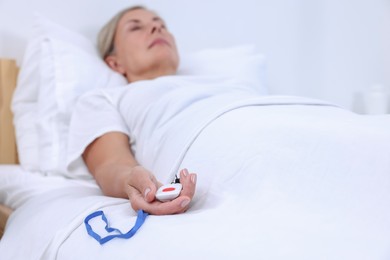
[1,14,390,260]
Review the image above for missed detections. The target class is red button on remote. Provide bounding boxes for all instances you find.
[162,187,176,192]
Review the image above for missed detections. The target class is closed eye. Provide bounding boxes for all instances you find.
[130,26,142,31]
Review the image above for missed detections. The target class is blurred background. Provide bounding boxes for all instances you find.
[1,0,389,113]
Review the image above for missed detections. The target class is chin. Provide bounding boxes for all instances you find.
[154,53,179,72]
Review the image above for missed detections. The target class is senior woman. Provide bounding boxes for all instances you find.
[83,6,197,215]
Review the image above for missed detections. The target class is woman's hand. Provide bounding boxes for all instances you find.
[124,166,197,215]
[82,132,196,215]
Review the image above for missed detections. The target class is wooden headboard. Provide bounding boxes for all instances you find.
[0,58,19,239]
[0,59,18,164]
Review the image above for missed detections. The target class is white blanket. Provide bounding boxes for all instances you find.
[66,75,331,183]
[1,76,390,259]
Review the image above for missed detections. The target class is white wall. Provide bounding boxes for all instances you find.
[315,0,390,112]
[1,0,389,112]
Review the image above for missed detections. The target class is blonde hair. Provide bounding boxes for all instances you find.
[97,6,145,59]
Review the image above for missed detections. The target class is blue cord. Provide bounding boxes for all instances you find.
[84,209,149,245]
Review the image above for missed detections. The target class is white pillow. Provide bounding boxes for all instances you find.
[178,45,268,94]
[12,14,267,176]
[12,25,44,172]
[12,14,127,175]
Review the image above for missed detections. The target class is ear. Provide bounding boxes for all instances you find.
[105,55,126,75]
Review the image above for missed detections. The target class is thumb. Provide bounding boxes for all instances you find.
[129,166,158,202]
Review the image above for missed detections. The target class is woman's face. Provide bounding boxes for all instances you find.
[106,8,179,82]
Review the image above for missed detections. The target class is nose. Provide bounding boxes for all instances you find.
[150,22,163,34]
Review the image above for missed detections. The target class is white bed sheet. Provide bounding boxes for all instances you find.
[1,104,390,260]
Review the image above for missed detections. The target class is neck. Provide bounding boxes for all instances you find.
[126,65,177,83]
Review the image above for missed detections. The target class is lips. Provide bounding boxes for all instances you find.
[148,38,170,49]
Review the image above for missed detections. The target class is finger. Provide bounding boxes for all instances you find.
[128,166,158,202]
[142,196,192,215]
[178,168,197,200]
[127,185,145,211]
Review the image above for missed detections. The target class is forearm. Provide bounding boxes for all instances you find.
[82,132,140,198]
